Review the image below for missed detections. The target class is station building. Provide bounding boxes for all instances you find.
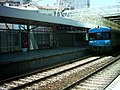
[0,0,92,53]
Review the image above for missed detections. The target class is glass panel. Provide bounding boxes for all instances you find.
[89,32,110,40]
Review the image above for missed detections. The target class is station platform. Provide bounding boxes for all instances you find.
[0,46,89,81]
[0,47,87,64]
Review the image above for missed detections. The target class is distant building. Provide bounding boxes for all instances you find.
[0,0,32,5]
[0,0,6,3]
[0,0,36,7]
[37,0,90,17]
[37,5,66,17]
[38,0,90,9]
[0,0,18,7]
[54,0,90,9]
[37,6,57,16]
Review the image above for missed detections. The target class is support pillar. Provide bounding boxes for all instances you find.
[27,25,30,51]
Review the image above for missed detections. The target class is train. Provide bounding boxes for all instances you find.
[87,26,120,53]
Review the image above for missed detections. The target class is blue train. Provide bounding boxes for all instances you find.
[87,26,120,53]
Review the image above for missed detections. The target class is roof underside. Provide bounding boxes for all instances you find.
[85,5,120,25]
[104,15,120,25]
[100,5,120,25]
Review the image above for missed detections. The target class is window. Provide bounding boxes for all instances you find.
[89,32,110,40]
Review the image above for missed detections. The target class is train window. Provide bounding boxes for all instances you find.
[89,33,96,40]
[89,32,110,40]
[101,32,110,39]
[96,33,102,39]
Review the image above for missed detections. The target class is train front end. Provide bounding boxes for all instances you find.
[88,27,111,53]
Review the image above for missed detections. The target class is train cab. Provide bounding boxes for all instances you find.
[88,26,111,52]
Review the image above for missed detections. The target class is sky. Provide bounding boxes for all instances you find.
[37,0,56,6]
[36,0,120,7]
[90,0,119,7]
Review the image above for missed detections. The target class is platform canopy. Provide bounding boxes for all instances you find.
[95,5,120,25]
[62,5,120,29]
[0,6,96,29]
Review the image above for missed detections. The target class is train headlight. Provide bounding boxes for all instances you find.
[104,40,110,45]
[89,41,94,45]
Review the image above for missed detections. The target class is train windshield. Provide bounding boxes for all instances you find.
[89,32,110,40]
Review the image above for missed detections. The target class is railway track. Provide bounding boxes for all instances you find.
[0,55,98,89]
[0,54,119,90]
[65,58,120,90]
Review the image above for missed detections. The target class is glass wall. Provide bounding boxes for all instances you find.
[0,29,21,53]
